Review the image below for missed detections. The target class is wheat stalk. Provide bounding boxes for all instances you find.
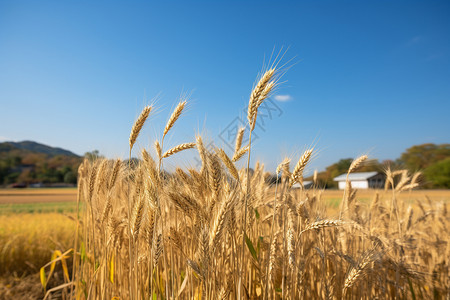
[144,209,155,246]
[207,153,222,200]
[410,171,422,186]
[88,163,98,202]
[247,69,275,130]
[142,149,160,190]
[234,127,245,155]
[187,259,203,279]
[287,226,295,270]
[101,195,112,224]
[129,105,152,150]
[232,145,249,162]
[269,230,281,283]
[217,148,240,181]
[162,142,196,158]
[343,250,379,294]
[290,149,313,188]
[255,80,275,109]
[385,166,394,190]
[108,158,121,190]
[209,194,234,252]
[131,196,145,239]
[95,159,108,191]
[348,155,368,174]
[152,234,163,267]
[395,170,410,191]
[196,135,208,174]
[154,140,162,159]
[276,158,290,176]
[300,219,344,235]
[163,100,186,138]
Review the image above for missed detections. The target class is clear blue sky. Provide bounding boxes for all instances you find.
[1,1,449,173]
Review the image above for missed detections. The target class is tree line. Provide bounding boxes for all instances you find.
[0,144,449,188]
[0,152,81,186]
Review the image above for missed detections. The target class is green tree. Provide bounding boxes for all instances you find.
[5,172,20,184]
[424,158,450,188]
[84,150,103,162]
[0,161,9,185]
[321,158,353,188]
[399,143,450,171]
[64,171,77,184]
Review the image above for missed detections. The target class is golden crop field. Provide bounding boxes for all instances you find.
[1,67,450,299]
[0,184,449,298]
[0,188,77,204]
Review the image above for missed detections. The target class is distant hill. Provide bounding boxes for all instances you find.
[0,141,82,186]
[0,141,80,157]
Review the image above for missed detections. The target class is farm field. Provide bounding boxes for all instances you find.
[317,189,450,210]
[0,188,77,204]
[1,188,448,216]
[0,188,78,298]
[0,212,76,299]
[73,148,450,299]
[0,185,449,298]
[1,186,448,207]
[0,188,78,215]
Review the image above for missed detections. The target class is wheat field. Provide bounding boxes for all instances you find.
[36,67,450,299]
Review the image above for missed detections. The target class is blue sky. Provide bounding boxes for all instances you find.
[1,1,449,173]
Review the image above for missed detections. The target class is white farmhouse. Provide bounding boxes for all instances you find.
[291,181,313,189]
[333,172,385,190]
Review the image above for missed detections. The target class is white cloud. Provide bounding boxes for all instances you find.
[274,94,293,102]
[0,136,10,142]
[425,53,442,61]
[406,35,422,47]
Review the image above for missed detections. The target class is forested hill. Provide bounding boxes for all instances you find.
[0,141,79,157]
[0,141,82,186]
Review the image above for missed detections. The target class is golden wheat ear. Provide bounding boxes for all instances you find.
[234,127,245,155]
[290,149,313,188]
[163,100,186,138]
[348,155,368,174]
[129,105,152,151]
[216,148,240,181]
[162,142,196,158]
[247,69,275,130]
[154,140,162,159]
[232,145,249,162]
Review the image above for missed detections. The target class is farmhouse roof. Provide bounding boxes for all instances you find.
[291,181,313,188]
[333,171,379,182]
